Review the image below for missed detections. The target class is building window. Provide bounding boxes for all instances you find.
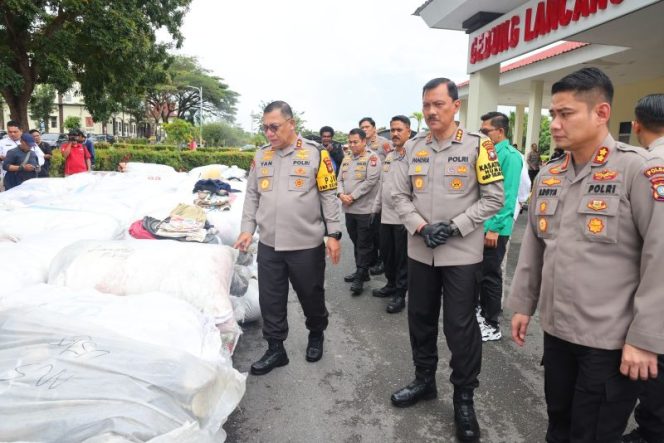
[50,117,57,129]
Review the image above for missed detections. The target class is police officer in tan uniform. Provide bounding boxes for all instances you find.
[391,78,504,442]
[508,68,664,443]
[360,117,392,276]
[622,93,664,443]
[235,101,342,375]
[371,115,411,313]
[338,128,381,295]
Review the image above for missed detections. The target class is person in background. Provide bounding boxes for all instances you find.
[526,142,541,184]
[29,129,53,178]
[61,130,91,176]
[77,130,95,168]
[3,133,40,190]
[550,146,565,161]
[621,93,664,443]
[319,126,345,176]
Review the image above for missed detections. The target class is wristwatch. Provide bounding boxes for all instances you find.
[327,231,342,240]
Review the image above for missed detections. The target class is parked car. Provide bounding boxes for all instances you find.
[91,134,115,144]
[40,133,68,148]
[0,130,6,139]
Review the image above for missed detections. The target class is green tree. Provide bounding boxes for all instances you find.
[29,85,56,132]
[64,116,81,131]
[539,117,552,154]
[163,118,196,147]
[0,0,191,130]
[410,111,424,132]
[251,100,307,134]
[202,121,251,147]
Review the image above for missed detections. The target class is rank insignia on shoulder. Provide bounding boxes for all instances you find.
[383,142,391,152]
[592,147,609,165]
[296,138,303,149]
[593,169,618,181]
[250,159,256,170]
[454,129,463,142]
[549,154,570,174]
[650,176,664,201]
[644,166,664,178]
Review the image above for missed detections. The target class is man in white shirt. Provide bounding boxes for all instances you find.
[0,121,45,167]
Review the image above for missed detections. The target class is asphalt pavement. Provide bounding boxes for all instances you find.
[226,213,550,442]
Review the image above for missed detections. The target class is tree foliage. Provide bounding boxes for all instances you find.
[64,116,81,131]
[508,112,551,153]
[410,112,424,132]
[29,84,56,132]
[202,122,251,147]
[162,118,196,146]
[0,0,192,129]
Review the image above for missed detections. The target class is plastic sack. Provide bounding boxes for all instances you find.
[220,165,246,180]
[231,278,261,324]
[48,240,237,321]
[0,284,223,360]
[122,162,177,178]
[189,164,230,180]
[0,306,245,442]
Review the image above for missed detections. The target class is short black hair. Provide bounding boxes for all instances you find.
[29,129,41,135]
[481,111,509,133]
[6,120,20,129]
[390,115,411,127]
[422,78,459,101]
[348,128,366,140]
[263,100,293,119]
[635,94,664,132]
[320,126,334,136]
[551,67,614,105]
[358,117,375,127]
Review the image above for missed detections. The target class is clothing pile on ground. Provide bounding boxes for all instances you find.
[0,162,260,442]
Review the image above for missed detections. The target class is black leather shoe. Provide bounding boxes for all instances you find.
[454,389,480,442]
[372,284,396,298]
[344,271,370,283]
[351,269,368,296]
[305,332,324,362]
[391,375,437,407]
[622,429,647,443]
[369,262,384,275]
[250,340,289,375]
[386,295,406,313]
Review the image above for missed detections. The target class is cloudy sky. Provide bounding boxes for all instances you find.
[170,0,469,132]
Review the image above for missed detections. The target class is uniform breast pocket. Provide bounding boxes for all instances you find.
[444,163,470,194]
[535,198,560,239]
[577,196,620,243]
[289,166,311,192]
[354,167,367,181]
[409,163,429,193]
[257,168,274,192]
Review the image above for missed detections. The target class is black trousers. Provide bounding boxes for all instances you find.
[634,355,664,442]
[408,259,481,388]
[528,169,539,189]
[379,223,407,293]
[371,211,381,265]
[478,235,509,327]
[543,333,641,443]
[257,242,328,341]
[345,213,374,271]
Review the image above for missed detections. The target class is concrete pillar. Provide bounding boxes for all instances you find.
[513,104,525,151]
[466,64,500,131]
[525,80,544,157]
[458,99,468,129]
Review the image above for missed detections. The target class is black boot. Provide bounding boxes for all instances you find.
[453,388,480,442]
[351,268,369,296]
[305,332,324,362]
[344,270,370,283]
[386,293,406,313]
[369,261,384,276]
[372,283,396,298]
[390,368,437,407]
[250,339,289,375]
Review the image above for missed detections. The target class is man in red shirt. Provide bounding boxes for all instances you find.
[61,129,91,176]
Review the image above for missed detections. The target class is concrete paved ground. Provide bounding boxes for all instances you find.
[226,214,550,442]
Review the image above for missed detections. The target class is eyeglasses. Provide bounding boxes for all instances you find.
[479,127,499,135]
[261,120,290,134]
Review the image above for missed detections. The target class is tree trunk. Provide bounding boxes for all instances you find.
[58,93,64,133]
[2,87,33,131]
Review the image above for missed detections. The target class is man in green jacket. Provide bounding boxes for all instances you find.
[477,112,523,341]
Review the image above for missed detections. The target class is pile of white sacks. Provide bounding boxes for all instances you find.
[0,163,260,442]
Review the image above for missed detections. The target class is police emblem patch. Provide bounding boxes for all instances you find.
[414,178,424,189]
[645,166,664,178]
[415,165,423,174]
[650,177,664,201]
[457,165,468,174]
[294,167,307,175]
[538,217,548,233]
[294,178,304,188]
[370,155,378,167]
[260,179,270,190]
[588,218,604,234]
[450,178,463,190]
[261,167,270,176]
[593,169,618,181]
[539,201,548,213]
[587,200,607,211]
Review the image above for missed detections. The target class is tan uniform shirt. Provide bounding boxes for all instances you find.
[368,135,393,162]
[649,135,664,157]
[372,149,407,224]
[392,127,504,266]
[507,134,664,354]
[338,149,381,215]
[240,137,341,251]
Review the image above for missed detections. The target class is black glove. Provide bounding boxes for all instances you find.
[431,221,460,244]
[419,224,446,249]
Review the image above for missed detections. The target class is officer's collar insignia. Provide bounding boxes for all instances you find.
[587,217,605,234]
[549,153,570,174]
[415,150,429,158]
[593,169,618,181]
[426,133,432,144]
[542,177,561,186]
[295,138,303,149]
[592,147,609,165]
[454,129,463,143]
